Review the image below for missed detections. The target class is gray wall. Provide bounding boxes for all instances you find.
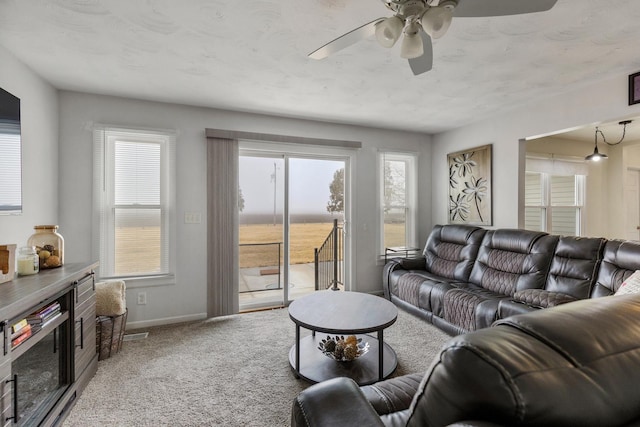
[0,44,59,246]
[431,73,640,229]
[58,91,432,328]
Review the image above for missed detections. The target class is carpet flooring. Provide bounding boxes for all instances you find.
[63,305,451,426]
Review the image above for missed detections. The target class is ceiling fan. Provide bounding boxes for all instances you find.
[309,0,558,75]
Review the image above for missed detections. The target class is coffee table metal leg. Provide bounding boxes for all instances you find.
[295,325,301,379]
[378,329,384,381]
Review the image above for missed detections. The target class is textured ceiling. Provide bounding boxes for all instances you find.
[1,0,640,135]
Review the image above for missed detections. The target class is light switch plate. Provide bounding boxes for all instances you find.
[184,212,202,224]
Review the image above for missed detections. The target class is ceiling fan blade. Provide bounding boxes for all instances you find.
[309,18,386,60]
[453,0,558,17]
[408,32,433,75]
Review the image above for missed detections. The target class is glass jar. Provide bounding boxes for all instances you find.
[16,246,39,276]
[27,225,64,269]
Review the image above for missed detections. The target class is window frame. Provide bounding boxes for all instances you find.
[377,151,418,259]
[524,171,585,236]
[93,127,176,285]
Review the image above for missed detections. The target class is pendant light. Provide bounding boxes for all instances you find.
[585,120,632,162]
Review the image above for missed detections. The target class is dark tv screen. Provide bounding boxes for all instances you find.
[0,87,22,213]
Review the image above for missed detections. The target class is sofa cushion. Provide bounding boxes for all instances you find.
[442,286,509,331]
[545,235,605,299]
[512,288,577,308]
[591,240,640,297]
[469,229,558,296]
[406,294,640,427]
[389,270,461,311]
[497,299,537,318]
[424,224,486,281]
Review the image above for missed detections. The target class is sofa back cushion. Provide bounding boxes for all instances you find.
[468,229,558,296]
[407,294,640,427]
[591,240,640,297]
[545,235,605,299]
[423,224,486,281]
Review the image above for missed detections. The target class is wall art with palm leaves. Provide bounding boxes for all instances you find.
[448,144,492,225]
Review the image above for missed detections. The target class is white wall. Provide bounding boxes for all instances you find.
[58,91,432,328]
[0,45,59,248]
[432,73,640,229]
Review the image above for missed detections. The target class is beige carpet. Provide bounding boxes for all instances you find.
[63,305,451,427]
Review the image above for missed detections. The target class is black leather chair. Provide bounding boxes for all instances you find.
[292,294,640,427]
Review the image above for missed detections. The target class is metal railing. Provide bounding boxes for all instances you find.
[238,242,282,293]
[314,219,343,291]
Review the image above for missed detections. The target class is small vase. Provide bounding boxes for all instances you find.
[27,225,64,269]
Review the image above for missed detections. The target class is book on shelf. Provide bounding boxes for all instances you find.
[11,318,28,335]
[11,327,32,348]
[10,323,31,341]
[27,301,61,324]
[28,309,61,327]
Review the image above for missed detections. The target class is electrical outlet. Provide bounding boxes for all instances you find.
[137,292,147,305]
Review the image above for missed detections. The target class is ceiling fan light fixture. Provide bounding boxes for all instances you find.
[375,16,404,48]
[400,23,423,59]
[421,6,453,39]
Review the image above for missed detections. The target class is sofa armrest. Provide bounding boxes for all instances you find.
[513,289,577,309]
[392,256,427,271]
[361,373,423,415]
[292,377,384,427]
[383,257,426,299]
[447,422,507,427]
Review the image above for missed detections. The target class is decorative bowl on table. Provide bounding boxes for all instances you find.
[318,335,369,362]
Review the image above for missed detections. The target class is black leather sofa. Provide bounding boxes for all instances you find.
[292,293,640,426]
[383,224,640,335]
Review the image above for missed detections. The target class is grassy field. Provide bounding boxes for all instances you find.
[240,222,336,268]
[239,222,406,268]
[113,222,406,272]
[115,226,161,275]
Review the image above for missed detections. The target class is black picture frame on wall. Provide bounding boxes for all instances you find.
[629,71,640,105]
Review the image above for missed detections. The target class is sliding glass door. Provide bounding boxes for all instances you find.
[238,148,350,311]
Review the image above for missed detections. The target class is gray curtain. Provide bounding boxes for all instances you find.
[206,137,239,317]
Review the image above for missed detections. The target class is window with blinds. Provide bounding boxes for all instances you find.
[0,120,21,213]
[94,127,175,279]
[524,169,585,236]
[379,152,417,256]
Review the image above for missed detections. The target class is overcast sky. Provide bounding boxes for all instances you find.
[239,156,344,215]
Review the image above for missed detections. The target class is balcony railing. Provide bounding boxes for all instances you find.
[314,219,343,291]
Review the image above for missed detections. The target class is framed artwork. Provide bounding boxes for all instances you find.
[448,144,492,225]
[630,71,640,105]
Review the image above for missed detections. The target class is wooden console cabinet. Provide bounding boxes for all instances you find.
[0,262,99,426]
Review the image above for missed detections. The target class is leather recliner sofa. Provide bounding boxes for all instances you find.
[383,224,640,335]
[291,294,640,426]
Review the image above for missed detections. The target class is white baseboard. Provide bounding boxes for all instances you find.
[126,312,207,330]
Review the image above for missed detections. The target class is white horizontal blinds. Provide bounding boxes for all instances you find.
[526,157,588,176]
[93,127,172,278]
[525,157,584,236]
[550,175,578,236]
[0,120,21,212]
[524,172,544,231]
[114,140,164,276]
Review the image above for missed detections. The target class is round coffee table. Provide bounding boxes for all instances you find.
[288,291,398,386]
